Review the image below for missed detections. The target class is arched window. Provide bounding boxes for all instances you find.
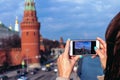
[26,32,29,36]
[34,32,36,36]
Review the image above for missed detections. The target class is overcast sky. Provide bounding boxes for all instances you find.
[0,0,120,41]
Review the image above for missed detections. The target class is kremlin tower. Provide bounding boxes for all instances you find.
[20,0,40,68]
[59,37,64,48]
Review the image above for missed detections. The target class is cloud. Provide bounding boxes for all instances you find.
[0,0,120,41]
[91,1,112,12]
[0,0,24,26]
[43,17,54,22]
[15,1,24,16]
[51,0,86,4]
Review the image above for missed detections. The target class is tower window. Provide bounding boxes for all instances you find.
[31,13,33,16]
[27,3,30,6]
[34,32,35,36]
[26,32,29,35]
[32,19,34,22]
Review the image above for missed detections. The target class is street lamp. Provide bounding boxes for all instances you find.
[21,60,25,69]
[26,49,29,72]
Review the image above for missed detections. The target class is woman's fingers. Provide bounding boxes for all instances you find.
[95,48,104,58]
[97,37,106,49]
[97,37,106,55]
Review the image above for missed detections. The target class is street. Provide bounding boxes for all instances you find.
[5,69,80,80]
[6,70,56,80]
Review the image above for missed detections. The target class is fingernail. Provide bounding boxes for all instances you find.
[80,55,83,58]
[94,46,97,50]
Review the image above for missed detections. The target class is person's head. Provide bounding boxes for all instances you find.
[105,12,120,80]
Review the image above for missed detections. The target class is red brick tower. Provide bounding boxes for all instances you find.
[20,0,40,68]
[59,37,65,48]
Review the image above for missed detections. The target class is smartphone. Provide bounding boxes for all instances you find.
[70,40,99,56]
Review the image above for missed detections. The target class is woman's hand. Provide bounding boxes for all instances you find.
[93,37,107,70]
[57,39,80,78]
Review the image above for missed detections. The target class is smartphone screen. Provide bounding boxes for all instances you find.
[70,40,99,55]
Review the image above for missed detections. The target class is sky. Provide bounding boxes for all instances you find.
[0,0,120,42]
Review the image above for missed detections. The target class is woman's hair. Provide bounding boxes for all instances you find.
[105,12,120,80]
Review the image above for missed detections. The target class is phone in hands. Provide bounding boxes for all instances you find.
[70,40,99,56]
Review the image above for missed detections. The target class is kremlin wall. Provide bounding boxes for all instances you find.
[0,0,65,69]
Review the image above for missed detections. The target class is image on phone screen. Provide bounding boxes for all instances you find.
[73,41,96,55]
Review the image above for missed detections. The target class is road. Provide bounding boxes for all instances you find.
[7,70,56,80]
[6,70,80,80]
[28,71,57,80]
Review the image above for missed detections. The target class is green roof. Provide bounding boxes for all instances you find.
[0,24,9,31]
[0,23,19,39]
[0,23,17,32]
[25,0,35,11]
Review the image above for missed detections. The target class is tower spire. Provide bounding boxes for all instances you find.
[25,0,35,11]
[14,16,19,32]
[22,0,38,23]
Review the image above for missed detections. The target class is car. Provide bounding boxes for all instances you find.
[46,64,53,71]
[33,68,40,71]
[29,70,36,75]
[17,76,28,80]
[0,75,8,80]
[53,68,58,73]
[41,66,47,71]
[18,70,28,76]
[53,65,58,73]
